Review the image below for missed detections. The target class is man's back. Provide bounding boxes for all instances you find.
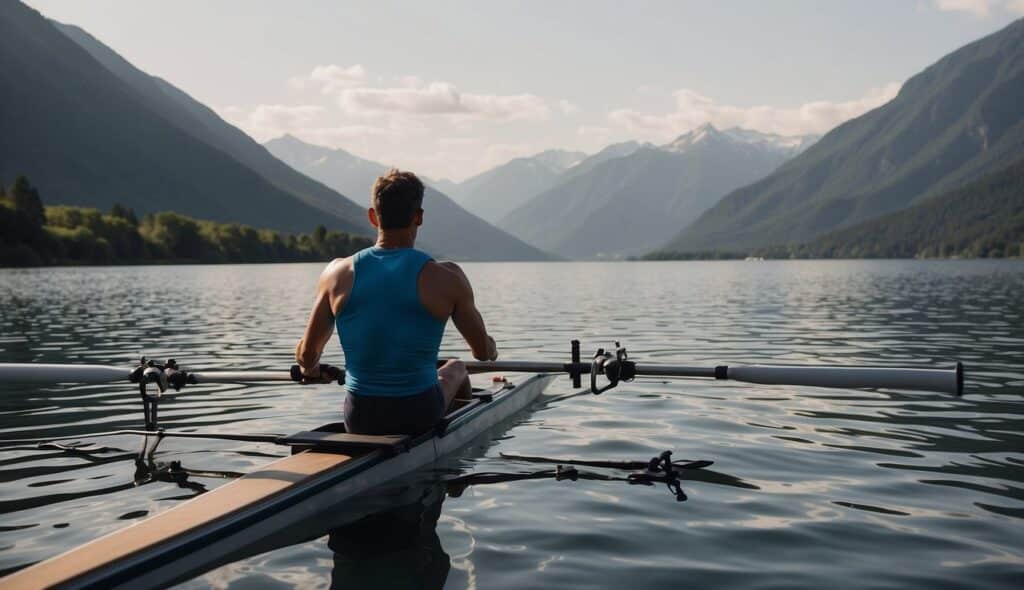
[336,246,445,397]
[295,169,497,435]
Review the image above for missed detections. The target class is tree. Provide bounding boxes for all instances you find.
[110,203,139,226]
[9,176,45,227]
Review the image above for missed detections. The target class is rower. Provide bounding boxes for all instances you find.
[295,169,499,436]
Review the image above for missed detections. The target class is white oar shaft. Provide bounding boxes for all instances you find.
[188,371,294,383]
[0,363,129,384]
[466,361,571,375]
[0,364,297,385]
[468,361,963,395]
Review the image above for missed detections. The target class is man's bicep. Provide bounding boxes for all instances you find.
[295,265,339,367]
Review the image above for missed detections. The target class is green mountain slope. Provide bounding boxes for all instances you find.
[53,21,369,235]
[0,1,358,234]
[265,135,554,261]
[662,17,1024,253]
[761,158,1024,259]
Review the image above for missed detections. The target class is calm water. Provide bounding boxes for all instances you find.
[0,260,1022,588]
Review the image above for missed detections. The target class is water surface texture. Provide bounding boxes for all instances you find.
[1,260,1022,588]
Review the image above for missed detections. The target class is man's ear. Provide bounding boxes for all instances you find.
[415,208,424,227]
[368,207,380,228]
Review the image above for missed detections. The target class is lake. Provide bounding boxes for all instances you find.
[1,260,1022,588]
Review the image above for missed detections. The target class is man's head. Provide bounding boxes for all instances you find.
[370,169,424,231]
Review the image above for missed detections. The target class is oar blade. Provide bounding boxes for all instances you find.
[726,362,963,395]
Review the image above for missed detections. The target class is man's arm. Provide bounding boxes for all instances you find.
[295,259,349,378]
[442,262,498,362]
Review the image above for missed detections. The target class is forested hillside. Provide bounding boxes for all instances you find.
[759,159,1024,259]
[0,177,371,267]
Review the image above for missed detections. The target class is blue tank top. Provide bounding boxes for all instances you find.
[337,247,447,396]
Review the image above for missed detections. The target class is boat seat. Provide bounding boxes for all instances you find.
[282,431,410,455]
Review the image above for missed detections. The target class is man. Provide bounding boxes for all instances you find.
[295,169,498,436]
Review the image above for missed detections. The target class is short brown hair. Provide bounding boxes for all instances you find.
[371,169,424,229]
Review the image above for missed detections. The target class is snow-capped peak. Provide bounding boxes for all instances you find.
[663,123,723,152]
[662,124,818,155]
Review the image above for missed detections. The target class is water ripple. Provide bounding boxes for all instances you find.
[0,260,1022,588]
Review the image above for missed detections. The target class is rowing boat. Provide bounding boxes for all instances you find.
[0,341,965,588]
[2,373,556,590]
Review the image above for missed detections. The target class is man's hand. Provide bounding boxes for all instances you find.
[486,336,499,361]
[299,363,332,385]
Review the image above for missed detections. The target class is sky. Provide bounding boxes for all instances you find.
[25,0,1024,181]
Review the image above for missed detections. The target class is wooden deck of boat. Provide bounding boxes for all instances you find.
[3,451,354,590]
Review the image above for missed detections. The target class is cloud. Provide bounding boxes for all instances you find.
[338,81,551,121]
[935,0,993,15]
[607,83,901,140]
[934,0,1024,15]
[310,64,368,93]
[289,65,559,123]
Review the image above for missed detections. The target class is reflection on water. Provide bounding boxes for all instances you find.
[1,260,1023,588]
[329,485,450,590]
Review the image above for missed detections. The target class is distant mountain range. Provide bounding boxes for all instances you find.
[443,149,586,221]
[661,17,1024,254]
[499,124,817,259]
[759,157,1024,259]
[264,135,552,261]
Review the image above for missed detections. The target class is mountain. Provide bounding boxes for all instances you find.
[500,124,816,259]
[758,158,1024,259]
[54,21,369,234]
[0,2,362,235]
[562,141,648,179]
[662,18,1024,253]
[264,136,553,261]
[663,126,816,156]
[447,149,586,221]
[424,177,461,196]
[265,135,386,204]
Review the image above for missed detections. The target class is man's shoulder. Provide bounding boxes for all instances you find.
[422,260,469,288]
[424,259,465,276]
[319,256,354,288]
[325,255,355,274]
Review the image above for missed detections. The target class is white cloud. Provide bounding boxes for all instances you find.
[339,81,551,121]
[607,83,901,140]
[935,0,993,16]
[558,99,580,115]
[1006,0,1024,13]
[309,64,368,93]
[934,0,1024,15]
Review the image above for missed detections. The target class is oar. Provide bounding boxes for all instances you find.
[0,362,343,389]
[0,363,296,385]
[464,360,964,395]
[0,337,965,396]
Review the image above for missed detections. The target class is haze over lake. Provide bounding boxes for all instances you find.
[1,260,1021,589]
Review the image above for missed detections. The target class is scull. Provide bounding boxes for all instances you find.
[0,341,964,589]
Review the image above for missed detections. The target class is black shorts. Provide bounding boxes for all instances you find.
[343,384,446,436]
